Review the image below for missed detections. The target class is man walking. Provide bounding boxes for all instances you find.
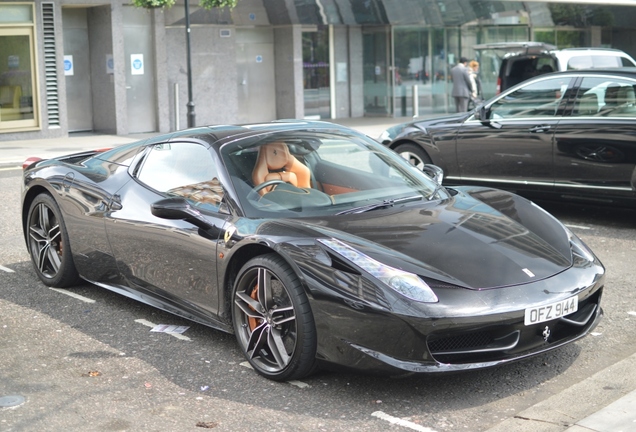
[450,57,473,112]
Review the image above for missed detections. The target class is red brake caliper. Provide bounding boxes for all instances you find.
[248,284,260,331]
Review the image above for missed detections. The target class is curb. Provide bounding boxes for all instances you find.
[483,352,636,432]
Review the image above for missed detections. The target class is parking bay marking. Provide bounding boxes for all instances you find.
[49,287,95,303]
[134,318,191,341]
[564,224,591,230]
[0,264,15,273]
[239,361,310,388]
[372,411,438,432]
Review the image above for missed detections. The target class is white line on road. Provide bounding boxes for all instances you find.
[0,264,15,273]
[564,224,591,230]
[0,166,21,172]
[134,318,191,341]
[372,411,438,432]
[49,287,96,303]
[288,380,310,389]
[240,361,310,388]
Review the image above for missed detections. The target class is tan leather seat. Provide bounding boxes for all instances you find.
[252,142,311,195]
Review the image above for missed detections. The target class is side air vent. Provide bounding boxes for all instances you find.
[41,3,60,128]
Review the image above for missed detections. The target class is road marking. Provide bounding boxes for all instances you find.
[372,411,438,432]
[0,265,15,273]
[288,380,310,389]
[240,362,310,388]
[564,224,591,230]
[134,318,191,341]
[0,166,20,172]
[49,287,96,303]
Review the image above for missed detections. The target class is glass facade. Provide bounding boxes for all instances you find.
[357,1,636,116]
[4,0,636,138]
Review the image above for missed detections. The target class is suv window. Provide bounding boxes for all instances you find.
[567,55,623,70]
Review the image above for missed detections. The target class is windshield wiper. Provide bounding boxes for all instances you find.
[336,195,422,215]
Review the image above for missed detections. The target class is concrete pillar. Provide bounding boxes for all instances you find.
[151,9,170,133]
[110,3,128,135]
[348,26,364,118]
[274,25,303,119]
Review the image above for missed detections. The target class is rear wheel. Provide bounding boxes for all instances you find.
[395,143,432,171]
[232,254,317,381]
[26,194,80,287]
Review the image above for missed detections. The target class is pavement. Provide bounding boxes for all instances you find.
[1,117,635,432]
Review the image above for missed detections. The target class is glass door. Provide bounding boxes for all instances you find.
[362,26,392,116]
[0,4,38,131]
[302,28,330,119]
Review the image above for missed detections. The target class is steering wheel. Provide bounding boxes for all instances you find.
[247,179,287,201]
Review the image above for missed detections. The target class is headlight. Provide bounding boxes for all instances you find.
[566,228,595,264]
[317,238,438,303]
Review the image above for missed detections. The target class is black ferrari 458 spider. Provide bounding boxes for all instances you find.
[21,121,604,381]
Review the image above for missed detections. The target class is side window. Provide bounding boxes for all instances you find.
[567,56,593,70]
[489,77,569,119]
[137,142,224,211]
[572,77,636,118]
[621,57,636,67]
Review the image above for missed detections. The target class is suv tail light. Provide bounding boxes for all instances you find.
[496,77,501,94]
[23,157,43,170]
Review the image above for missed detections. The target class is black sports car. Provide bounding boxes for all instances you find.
[22,121,604,381]
[380,68,636,208]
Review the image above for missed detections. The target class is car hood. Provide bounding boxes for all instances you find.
[294,192,571,290]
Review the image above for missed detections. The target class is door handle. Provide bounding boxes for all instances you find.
[529,125,551,133]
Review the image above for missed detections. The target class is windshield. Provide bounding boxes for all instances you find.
[221,130,444,218]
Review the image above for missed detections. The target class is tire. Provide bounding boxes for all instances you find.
[232,254,317,381]
[395,142,432,171]
[26,193,80,287]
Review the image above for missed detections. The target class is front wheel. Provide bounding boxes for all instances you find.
[26,193,80,287]
[395,143,432,171]
[232,254,317,381]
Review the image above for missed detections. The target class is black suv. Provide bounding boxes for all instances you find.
[474,42,636,98]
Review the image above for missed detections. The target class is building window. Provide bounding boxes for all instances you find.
[0,4,39,131]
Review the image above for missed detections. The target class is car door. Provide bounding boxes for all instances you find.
[553,74,636,202]
[454,75,575,194]
[105,140,229,319]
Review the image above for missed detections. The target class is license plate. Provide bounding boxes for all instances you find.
[524,296,578,326]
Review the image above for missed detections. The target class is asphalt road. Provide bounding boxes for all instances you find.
[1,166,635,432]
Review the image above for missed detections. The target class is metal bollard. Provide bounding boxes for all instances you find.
[412,85,419,118]
[174,83,180,131]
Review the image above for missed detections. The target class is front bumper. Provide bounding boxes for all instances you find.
[304,261,604,375]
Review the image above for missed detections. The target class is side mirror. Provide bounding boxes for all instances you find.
[151,197,220,236]
[475,104,487,122]
[421,164,444,185]
[476,104,502,129]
